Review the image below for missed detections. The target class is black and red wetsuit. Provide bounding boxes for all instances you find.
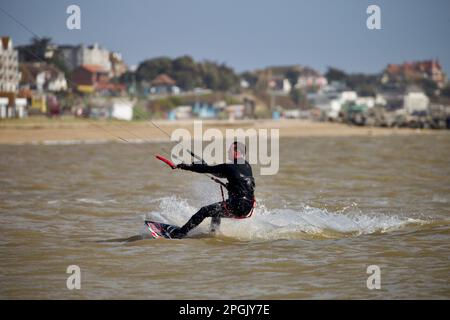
[172,161,255,238]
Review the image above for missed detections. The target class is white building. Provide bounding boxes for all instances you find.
[295,67,328,90]
[0,37,21,92]
[283,109,301,119]
[109,51,128,78]
[0,97,27,119]
[340,91,357,102]
[355,97,376,109]
[403,90,429,114]
[0,97,8,118]
[15,98,27,118]
[269,77,292,94]
[20,62,68,92]
[58,43,112,72]
[309,90,358,119]
[240,79,250,89]
[111,99,135,121]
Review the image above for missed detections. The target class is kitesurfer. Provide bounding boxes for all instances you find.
[170,142,255,238]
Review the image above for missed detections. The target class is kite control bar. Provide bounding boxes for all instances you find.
[155,154,228,189]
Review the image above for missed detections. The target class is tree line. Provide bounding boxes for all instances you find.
[134,55,240,91]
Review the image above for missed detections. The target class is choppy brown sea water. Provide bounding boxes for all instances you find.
[0,134,449,299]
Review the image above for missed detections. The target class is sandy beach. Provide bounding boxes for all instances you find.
[0,118,443,145]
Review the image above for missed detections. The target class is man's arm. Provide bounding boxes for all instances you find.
[177,163,228,178]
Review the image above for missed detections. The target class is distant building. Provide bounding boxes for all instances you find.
[57,45,80,70]
[240,79,250,89]
[378,89,405,111]
[109,52,128,78]
[149,74,179,95]
[110,99,134,121]
[382,59,447,88]
[72,64,109,92]
[169,105,192,120]
[308,90,357,119]
[355,97,375,109]
[0,37,27,118]
[72,64,125,94]
[87,97,135,120]
[58,43,112,72]
[294,67,328,90]
[19,62,67,92]
[268,77,291,94]
[0,97,8,118]
[324,81,347,93]
[192,101,218,119]
[340,91,357,102]
[354,95,386,110]
[0,37,21,92]
[28,95,48,114]
[0,95,27,119]
[403,87,429,115]
[265,65,327,93]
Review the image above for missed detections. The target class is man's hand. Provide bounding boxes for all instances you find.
[177,163,189,170]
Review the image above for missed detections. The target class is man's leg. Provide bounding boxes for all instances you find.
[210,216,221,235]
[171,202,224,238]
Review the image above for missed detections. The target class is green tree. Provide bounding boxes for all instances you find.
[285,70,300,88]
[173,71,198,90]
[240,71,258,88]
[136,56,173,82]
[357,84,377,97]
[325,67,347,82]
[26,36,52,61]
[133,103,150,120]
[173,55,197,73]
[203,70,220,89]
[135,56,239,91]
[217,63,239,91]
[290,88,306,106]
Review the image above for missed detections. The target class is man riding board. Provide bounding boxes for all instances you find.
[170,142,255,238]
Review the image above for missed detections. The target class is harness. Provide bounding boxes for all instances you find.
[219,184,256,219]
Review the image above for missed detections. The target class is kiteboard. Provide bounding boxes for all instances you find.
[145,220,181,239]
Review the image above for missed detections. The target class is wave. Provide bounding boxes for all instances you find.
[76,198,118,205]
[142,196,429,241]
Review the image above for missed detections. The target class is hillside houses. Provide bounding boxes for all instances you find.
[382,60,447,89]
[71,64,125,94]
[19,62,67,92]
[0,37,27,119]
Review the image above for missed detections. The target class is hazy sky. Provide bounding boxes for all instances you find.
[1,0,449,74]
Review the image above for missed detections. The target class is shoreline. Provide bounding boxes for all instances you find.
[0,118,446,145]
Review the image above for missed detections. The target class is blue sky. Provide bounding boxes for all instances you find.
[1,0,449,74]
